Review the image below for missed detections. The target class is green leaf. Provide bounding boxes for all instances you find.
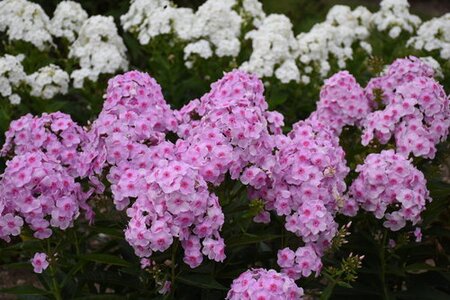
[405,263,442,274]
[78,254,132,267]
[0,285,49,295]
[320,282,336,300]
[226,234,281,248]
[177,274,227,291]
[1,262,32,270]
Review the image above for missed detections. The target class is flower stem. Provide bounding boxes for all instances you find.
[171,240,179,294]
[379,231,389,300]
[50,265,62,300]
[47,240,62,300]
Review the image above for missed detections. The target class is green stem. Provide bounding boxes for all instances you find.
[50,265,62,300]
[379,231,389,300]
[170,240,179,297]
[47,240,62,300]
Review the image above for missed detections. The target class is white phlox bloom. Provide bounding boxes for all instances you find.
[407,13,450,60]
[69,16,129,88]
[28,64,70,99]
[188,0,242,58]
[183,40,213,68]
[297,5,372,78]
[241,0,266,26]
[240,14,299,83]
[0,54,27,105]
[371,0,421,38]
[121,0,195,45]
[50,1,89,42]
[0,0,53,50]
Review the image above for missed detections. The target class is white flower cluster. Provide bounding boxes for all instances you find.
[188,0,242,58]
[240,14,299,83]
[121,0,266,68]
[0,54,27,105]
[0,0,53,50]
[183,40,213,68]
[297,5,372,80]
[69,16,129,88]
[241,5,372,84]
[28,64,70,99]
[371,0,421,38]
[50,1,89,42]
[121,0,194,44]
[0,0,128,91]
[408,13,450,60]
[241,0,266,26]
[0,0,448,92]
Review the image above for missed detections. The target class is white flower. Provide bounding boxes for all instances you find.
[50,1,88,42]
[27,64,70,99]
[241,0,266,26]
[121,0,194,45]
[69,16,128,88]
[184,40,213,68]
[8,94,21,105]
[0,54,27,105]
[122,0,243,63]
[275,60,300,83]
[190,0,242,58]
[371,0,421,38]
[407,13,450,60]
[240,14,299,81]
[0,0,53,50]
[297,5,372,77]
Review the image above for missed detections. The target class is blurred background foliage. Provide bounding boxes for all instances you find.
[1,0,450,299]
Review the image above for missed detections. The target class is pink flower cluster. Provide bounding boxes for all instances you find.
[347,150,430,231]
[1,112,90,177]
[362,76,450,158]
[122,142,225,268]
[308,71,371,134]
[365,56,435,106]
[278,245,322,280]
[0,151,92,241]
[94,71,226,267]
[89,71,178,209]
[1,61,443,280]
[241,120,348,278]
[226,268,304,300]
[89,70,177,176]
[254,121,348,250]
[176,70,282,185]
[0,112,97,243]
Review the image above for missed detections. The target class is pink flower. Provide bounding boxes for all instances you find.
[0,152,93,242]
[348,150,430,231]
[226,268,303,300]
[365,56,435,106]
[31,252,49,274]
[414,227,423,242]
[362,58,449,159]
[158,280,171,295]
[308,71,371,135]
[140,258,153,269]
[277,248,295,268]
